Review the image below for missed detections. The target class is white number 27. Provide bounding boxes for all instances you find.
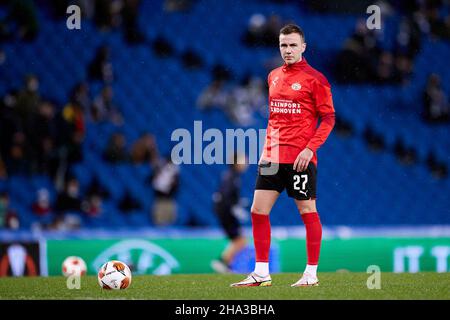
[293,174,308,191]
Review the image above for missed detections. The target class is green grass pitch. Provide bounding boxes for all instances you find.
[0,273,449,300]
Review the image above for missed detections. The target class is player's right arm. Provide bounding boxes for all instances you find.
[293,77,335,172]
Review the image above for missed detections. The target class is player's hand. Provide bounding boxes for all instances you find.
[293,148,313,172]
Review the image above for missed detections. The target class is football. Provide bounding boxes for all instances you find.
[62,256,87,277]
[97,260,132,290]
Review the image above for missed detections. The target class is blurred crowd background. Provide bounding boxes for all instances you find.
[0,0,449,232]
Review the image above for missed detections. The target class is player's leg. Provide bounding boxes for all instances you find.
[251,189,280,275]
[285,162,321,286]
[212,207,245,273]
[292,199,321,286]
[231,161,283,287]
[230,189,279,287]
[221,235,247,267]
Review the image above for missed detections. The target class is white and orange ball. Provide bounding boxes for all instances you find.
[62,256,87,277]
[97,260,132,290]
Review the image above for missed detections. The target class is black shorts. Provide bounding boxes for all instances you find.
[214,205,241,240]
[255,161,317,200]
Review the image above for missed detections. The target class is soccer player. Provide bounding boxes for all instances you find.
[231,24,335,287]
[211,154,248,273]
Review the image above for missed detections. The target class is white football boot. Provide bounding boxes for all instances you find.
[291,272,319,287]
[230,272,272,287]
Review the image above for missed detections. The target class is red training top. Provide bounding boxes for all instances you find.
[261,58,335,165]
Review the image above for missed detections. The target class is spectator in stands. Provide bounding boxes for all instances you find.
[152,36,174,58]
[13,76,41,171]
[70,82,92,116]
[130,133,159,166]
[0,19,9,42]
[15,74,41,132]
[86,177,110,199]
[51,177,84,230]
[335,14,419,86]
[32,188,52,217]
[92,86,123,125]
[264,14,283,46]
[2,0,39,41]
[150,156,180,226]
[243,13,282,47]
[196,80,228,111]
[103,132,130,163]
[393,138,417,165]
[426,151,448,179]
[334,116,354,138]
[427,3,450,39]
[375,51,397,84]
[94,0,123,31]
[243,13,267,46]
[393,54,414,85]
[0,91,20,168]
[80,0,96,19]
[334,19,381,83]
[55,177,83,214]
[121,0,146,44]
[212,63,232,82]
[181,49,203,70]
[5,131,30,175]
[0,191,19,230]
[88,45,114,83]
[119,191,142,213]
[423,73,450,123]
[3,79,85,178]
[363,125,385,152]
[399,0,450,39]
[34,100,60,177]
[395,16,422,58]
[48,214,81,231]
[198,76,266,126]
[82,193,104,218]
[226,76,265,126]
[62,101,85,164]
[374,51,413,85]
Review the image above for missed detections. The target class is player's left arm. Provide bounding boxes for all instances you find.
[293,77,335,172]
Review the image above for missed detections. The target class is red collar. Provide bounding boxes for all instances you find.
[282,58,308,72]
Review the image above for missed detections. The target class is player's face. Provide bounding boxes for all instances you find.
[279,33,306,65]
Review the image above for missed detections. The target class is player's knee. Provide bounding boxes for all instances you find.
[250,204,270,215]
[296,202,317,214]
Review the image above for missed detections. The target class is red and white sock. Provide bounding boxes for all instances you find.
[252,212,271,276]
[301,212,322,272]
